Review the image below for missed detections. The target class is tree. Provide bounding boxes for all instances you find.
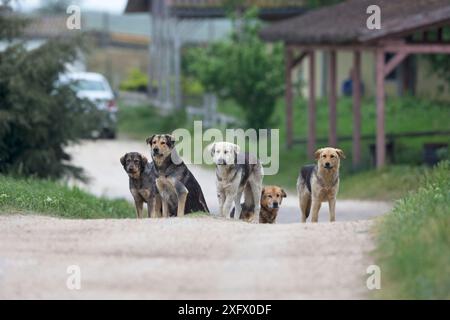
[187,8,284,130]
[0,3,99,179]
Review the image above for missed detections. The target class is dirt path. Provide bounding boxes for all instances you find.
[0,215,376,299]
[0,140,392,299]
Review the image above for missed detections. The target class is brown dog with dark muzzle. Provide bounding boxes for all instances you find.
[237,186,287,224]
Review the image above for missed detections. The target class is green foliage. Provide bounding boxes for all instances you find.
[424,27,450,92]
[0,10,100,180]
[306,0,343,8]
[119,68,148,92]
[0,175,135,218]
[186,8,284,130]
[375,161,450,299]
[118,104,188,140]
[339,165,429,201]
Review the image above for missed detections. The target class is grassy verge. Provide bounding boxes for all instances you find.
[338,165,430,201]
[374,161,450,299]
[0,175,135,219]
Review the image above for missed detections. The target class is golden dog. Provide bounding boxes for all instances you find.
[297,147,345,223]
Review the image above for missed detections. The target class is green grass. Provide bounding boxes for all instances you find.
[0,175,135,219]
[339,165,430,201]
[374,161,450,299]
[117,104,189,140]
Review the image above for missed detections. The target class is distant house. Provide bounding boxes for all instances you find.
[261,0,450,168]
[261,0,450,101]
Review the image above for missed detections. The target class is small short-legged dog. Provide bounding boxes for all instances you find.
[239,186,286,224]
[211,142,263,223]
[120,152,161,219]
[147,134,209,217]
[297,147,345,223]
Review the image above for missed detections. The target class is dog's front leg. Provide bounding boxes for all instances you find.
[328,198,336,222]
[310,198,322,223]
[251,184,262,224]
[233,190,243,220]
[169,177,188,217]
[134,198,144,219]
[217,190,225,217]
[147,195,155,218]
[156,178,170,218]
[222,195,234,219]
[154,195,162,218]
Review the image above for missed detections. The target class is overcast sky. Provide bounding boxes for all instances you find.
[14,0,128,14]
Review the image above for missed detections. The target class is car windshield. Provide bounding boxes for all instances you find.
[73,79,107,91]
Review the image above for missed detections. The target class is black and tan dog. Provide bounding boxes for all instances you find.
[297,147,345,223]
[120,152,161,219]
[146,134,209,217]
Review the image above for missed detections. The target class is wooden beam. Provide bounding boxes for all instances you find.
[352,51,361,168]
[328,50,337,147]
[292,44,376,52]
[308,51,316,159]
[375,49,386,169]
[384,43,450,54]
[285,46,294,149]
[291,51,309,68]
[384,51,409,77]
[437,28,444,42]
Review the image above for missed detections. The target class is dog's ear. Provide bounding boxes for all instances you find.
[165,134,176,148]
[234,144,241,154]
[281,189,287,198]
[209,143,216,157]
[335,148,346,159]
[140,154,148,166]
[120,154,127,166]
[146,135,156,145]
[314,148,323,160]
[261,188,266,197]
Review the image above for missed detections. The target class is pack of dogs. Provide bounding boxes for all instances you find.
[121,134,345,223]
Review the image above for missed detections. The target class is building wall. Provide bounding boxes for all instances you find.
[86,46,149,90]
[295,50,450,101]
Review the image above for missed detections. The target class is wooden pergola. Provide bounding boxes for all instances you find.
[261,0,450,168]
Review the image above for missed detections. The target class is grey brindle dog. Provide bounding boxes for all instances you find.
[211,142,263,223]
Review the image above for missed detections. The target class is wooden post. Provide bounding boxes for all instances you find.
[376,49,386,168]
[328,50,337,147]
[308,51,316,159]
[285,46,294,149]
[352,51,361,168]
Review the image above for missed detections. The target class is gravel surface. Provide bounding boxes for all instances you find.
[0,215,377,299]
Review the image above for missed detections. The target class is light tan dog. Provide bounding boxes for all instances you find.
[297,147,345,223]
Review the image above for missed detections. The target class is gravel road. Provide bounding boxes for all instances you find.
[0,139,392,299]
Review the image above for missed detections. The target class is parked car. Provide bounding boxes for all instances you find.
[59,72,118,139]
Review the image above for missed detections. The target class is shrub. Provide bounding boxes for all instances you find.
[119,68,148,92]
[0,9,99,180]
